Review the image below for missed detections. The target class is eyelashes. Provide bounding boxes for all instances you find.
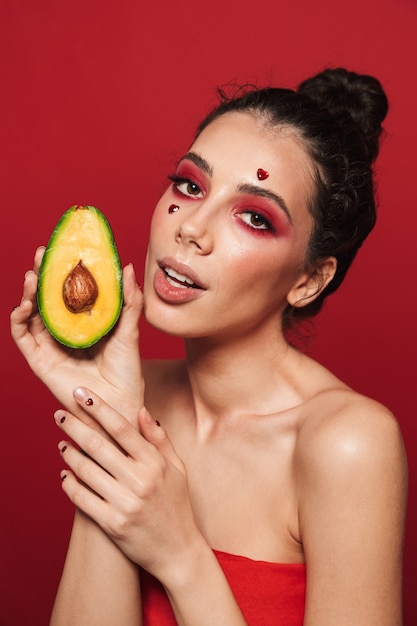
[236,211,276,233]
[168,174,203,198]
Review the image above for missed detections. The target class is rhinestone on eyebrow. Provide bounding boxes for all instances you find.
[257,168,269,180]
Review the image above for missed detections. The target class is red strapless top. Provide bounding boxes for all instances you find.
[140,550,306,625]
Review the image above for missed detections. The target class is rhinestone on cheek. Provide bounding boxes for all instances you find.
[168,204,180,213]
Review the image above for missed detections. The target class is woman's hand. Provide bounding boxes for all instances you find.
[54,387,203,583]
[11,247,144,425]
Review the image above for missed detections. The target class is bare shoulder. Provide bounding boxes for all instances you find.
[296,387,406,476]
[289,350,407,477]
[294,385,407,623]
[295,386,408,531]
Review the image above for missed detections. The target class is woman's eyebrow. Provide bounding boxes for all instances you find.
[238,183,293,225]
[180,152,213,177]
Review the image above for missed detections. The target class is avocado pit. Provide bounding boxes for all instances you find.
[63,260,99,313]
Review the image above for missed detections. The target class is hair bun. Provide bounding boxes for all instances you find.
[297,67,388,164]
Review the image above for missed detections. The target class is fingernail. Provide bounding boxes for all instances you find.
[60,444,67,453]
[60,472,67,482]
[54,410,66,424]
[73,387,93,406]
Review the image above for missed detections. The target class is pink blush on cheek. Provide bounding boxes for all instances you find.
[152,190,175,223]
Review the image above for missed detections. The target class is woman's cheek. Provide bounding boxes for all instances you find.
[150,197,170,237]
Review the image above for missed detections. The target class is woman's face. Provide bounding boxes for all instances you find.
[144,112,316,340]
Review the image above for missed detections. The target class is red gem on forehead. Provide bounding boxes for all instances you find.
[257,168,269,180]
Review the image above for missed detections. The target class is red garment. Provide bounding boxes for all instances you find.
[141,550,306,625]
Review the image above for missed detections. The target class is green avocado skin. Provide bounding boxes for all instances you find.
[37,205,123,348]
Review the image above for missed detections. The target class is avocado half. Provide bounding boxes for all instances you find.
[37,205,123,348]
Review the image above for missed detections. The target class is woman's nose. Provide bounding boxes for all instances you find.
[175,205,214,254]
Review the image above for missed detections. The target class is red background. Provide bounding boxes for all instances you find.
[1,0,416,624]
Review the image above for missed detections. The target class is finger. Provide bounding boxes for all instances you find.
[112,263,144,346]
[71,387,147,459]
[33,246,45,275]
[58,440,115,502]
[20,246,45,306]
[11,266,39,334]
[10,292,38,348]
[59,467,111,525]
[10,295,33,334]
[54,408,131,481]
[14,247,45,320]
[138,407,184,473]
[123,263,143,310]
[21,268,38,304]
[11,270,49,350]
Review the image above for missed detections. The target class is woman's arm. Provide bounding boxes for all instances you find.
[296,396,408,626]
[11,248,147,623]
[54,388,249,626]
[50,510,142,626]
[162,542,248,626]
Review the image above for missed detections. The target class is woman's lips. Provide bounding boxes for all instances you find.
[164,266,201,288]
[153,258,207,304]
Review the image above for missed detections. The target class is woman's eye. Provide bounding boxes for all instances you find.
[180,181,202,197]
[239,211,271,231]
[168,175,203,198]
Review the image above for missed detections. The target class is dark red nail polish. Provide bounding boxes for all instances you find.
[61,445,67,453]
[60,415,66,424]
[85,398,94,406]
[61,473,67,482]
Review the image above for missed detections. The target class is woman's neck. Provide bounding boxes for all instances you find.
[183,329,306,425]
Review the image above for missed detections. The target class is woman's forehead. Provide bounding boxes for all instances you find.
[191,111,310,164]
[189,112,316,197]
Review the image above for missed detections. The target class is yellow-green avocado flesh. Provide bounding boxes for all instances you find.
[37,205,123,348]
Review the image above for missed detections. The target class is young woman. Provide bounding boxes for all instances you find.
[11,68,407,625]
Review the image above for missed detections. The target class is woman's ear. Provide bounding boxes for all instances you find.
[287,257,337,308]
